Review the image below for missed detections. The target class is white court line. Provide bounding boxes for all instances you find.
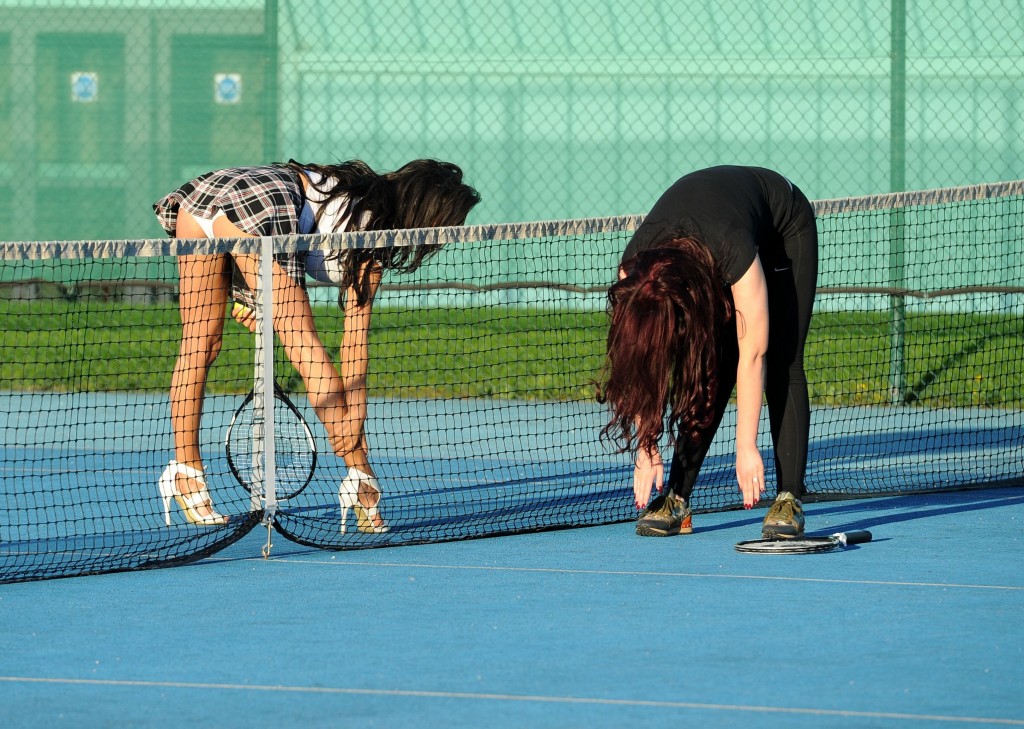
[0,676,1021,725]
[221,556,1024,592]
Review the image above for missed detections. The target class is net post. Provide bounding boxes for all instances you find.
[250,277,265,514]
[259,235,277,533]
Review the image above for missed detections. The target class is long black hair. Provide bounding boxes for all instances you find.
[284,159,481,304]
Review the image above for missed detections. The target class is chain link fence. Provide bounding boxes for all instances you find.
[0,0,1021,240]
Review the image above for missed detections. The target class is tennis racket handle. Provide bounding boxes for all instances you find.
[841,530,873,545]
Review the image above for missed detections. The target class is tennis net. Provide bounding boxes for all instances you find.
[1,179,1022,582]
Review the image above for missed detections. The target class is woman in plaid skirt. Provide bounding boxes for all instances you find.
[153,160,480,531]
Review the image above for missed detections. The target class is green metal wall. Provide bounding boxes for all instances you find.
[0,0,1020,239]
[0,1,268,244]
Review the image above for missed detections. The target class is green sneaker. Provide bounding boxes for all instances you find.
[636,493,693,537]
[761,491,805,539]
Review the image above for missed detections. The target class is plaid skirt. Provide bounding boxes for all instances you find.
[154,165,307,302]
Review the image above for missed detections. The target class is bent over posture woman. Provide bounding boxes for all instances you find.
[154,159,480,531]
[598,165,817,539]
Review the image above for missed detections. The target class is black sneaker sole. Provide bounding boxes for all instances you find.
[636,523,694,537]
[761,527,804,540]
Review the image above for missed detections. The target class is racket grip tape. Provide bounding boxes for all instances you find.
[842,530,873,545]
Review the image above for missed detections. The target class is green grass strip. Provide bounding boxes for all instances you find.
[1,300,1022,407]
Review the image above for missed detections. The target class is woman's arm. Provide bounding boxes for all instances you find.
[730,256,769,508]
[339,263,383,452]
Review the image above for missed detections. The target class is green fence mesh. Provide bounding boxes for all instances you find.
[0,0,1021,238]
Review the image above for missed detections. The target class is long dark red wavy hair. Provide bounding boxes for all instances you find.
[597,236,733,454]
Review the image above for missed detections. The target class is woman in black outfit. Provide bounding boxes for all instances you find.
[599,166,818,538]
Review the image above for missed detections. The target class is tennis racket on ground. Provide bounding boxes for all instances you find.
[225,382,317,500]
[734,530,872,554]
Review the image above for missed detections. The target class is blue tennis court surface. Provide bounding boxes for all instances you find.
[1,486,1021,728]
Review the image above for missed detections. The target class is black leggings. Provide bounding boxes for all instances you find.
[668,194,818,501]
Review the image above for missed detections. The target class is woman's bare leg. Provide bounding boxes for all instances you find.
[170,211,230,517]
[216,218,381,520]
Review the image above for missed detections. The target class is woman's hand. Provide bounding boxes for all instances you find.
[231,302,257,333]
[633,446,664,510]
[735,443,765,508]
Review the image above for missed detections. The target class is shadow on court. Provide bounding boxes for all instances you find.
[685,485,1024,537]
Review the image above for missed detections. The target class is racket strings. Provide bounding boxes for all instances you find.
[226,392,316,499]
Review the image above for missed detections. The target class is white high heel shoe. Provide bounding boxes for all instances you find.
[339,467,389,534]
[158,461,228,526]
